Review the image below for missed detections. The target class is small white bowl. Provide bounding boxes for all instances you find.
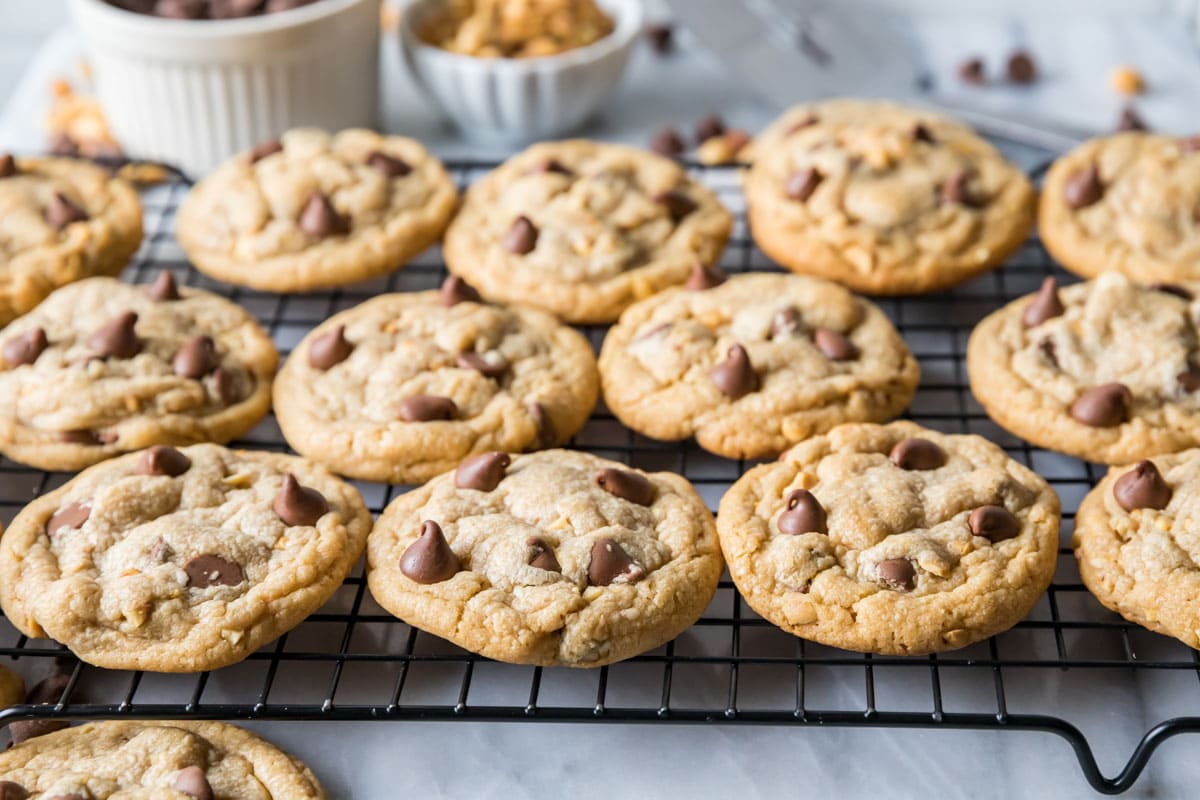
[399,0,642,142]
[68,0,381,177]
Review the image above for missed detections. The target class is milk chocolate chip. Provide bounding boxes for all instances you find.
[0,154,15,178]
[47,501,90,536]
[528,401,556,448]
[3,327,48,366]
[685,262,726,290]
[308,325,353,370]
[45,192,88,229]
[1113,460,1171,511]
[135,445,191,477]
[0,782,27,800]
[1022,277,1064,327]
[911,123,936,143]
[1070,383,1131,427]
[813,328,858,361]
[968,505,1019,542]
[455,452,510,491]
[298,190,350,237]
[1179,370,1200,393]
[184,554,244,588]
[1150,283,1192,301]
[878,558,916,591]
[587,538,644,586]
[503,216,539,254]
[249,138,283,162]
[940,170,978,206]
[650,127,686,158]
[211,367,241,404]
[785,167,822,202]
[1006,50,1037,84]
[273,473,329,526]
[889,438,946,470]
[147,270,181,301]
[654,190,698,222]
[398,395,457,422]
[173,767,213,800]
[87,311,140,359]
[172,335,219,379]
[594,467,656,506]
[777,489,827,535]
[400,521,460,584]
[439,275,482,307]
[456,350,509,379]
[710,344,758,399]
[532,157,573,176]
[367,150,412,178]
[527,537,561,572]
[1064,164,1103,209]
[694,113,725,145]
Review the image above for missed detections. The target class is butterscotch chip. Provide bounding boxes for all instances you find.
[1110,64,1146,95]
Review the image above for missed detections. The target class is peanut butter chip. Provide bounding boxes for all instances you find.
[184,554,244,589]
[685,262,727,290]
[709,343,758,399]
[135,445,192,477]
[1021,276,1065,327]
[813,328,858,361]
[272,473,329,526]
[308,325,354,370]
[173,766,213,800]
[249,139,283,163]
[398,394,457,422]
[172,335,219,379]
[146,270,182,301]
[503,216,539,255]
[298,190,350,237]
[454,452,510,491]
[400,521,461,584]
[594,467,656,506]
[367,150,412,178]
[785,167,822,202]
[45,191,88,229]
[87,310,140,359]
[1113,460,1171,511]
[777,489,827,535]
[527,536,561,571]
[878,558,916,591]
[587,538,644,586]
[1064,164,1103,209]
[3,327,48,366]
[438,275,483,307]
[46,501,90,536]
[1070,382,1132,427]
[968,505,1019,542]
[889,437,946,470]
[654,189,698,222]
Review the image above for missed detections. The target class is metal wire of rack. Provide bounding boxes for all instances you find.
[0,159,1197,796]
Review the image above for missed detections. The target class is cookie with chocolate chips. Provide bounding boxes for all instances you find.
[742,99,1035,294]
[0,155,142,326]
[366,449,722,666]
[968,271,1200,463]
[176,127,457,292]
[0,276,277,471]
[0,444,369,672]
[442,139,733,324]
[717,421,1060,655]
[598,272,919,459]
[273,279,599,483]
[0,720,324,798]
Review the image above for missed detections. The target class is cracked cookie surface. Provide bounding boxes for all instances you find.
[967,272,1200,464]
[442,139,733,324]
[717,421,1060,655]
[598,272,919,459]
[0,720,324,798]
[0,276,277,471]
[0,444,371,672]
[366,449,722,666]
[743,99,1034,295]
[176,127,458,292]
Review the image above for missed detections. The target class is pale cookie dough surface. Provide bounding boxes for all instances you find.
[274,290,599,483]
[598,272,919,459]
[0,156,142,326]
[743,99,1035,295]
[443,139,733,324]
[967,272,1200,464]
[717,421,1060,655]
[367,450,723,666]
[1075,449,1200,648]
[0,720,324,798]
[176,127,458,292]
[1040,132,1200,283]
[0,444,371,672]
[0,277,278,471]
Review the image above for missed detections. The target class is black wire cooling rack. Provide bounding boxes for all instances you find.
[0,160,1197,795]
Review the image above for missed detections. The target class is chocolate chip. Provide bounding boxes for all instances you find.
[8,672,74,746]
[654,190,698,222]
[1113,460,1171,511]
[400,520,460,584]
[531,157,573,176]
[455,452,510,491]
[503,216,539,255]
[911,123,936,144]
[87,311,140,359]
[173,766,213,800]
[298,190,350,238]
[367,150,412,178]
[3,327,48,367]
[709,344,758,399]
[308,325,353,370]
[0,782,28,800]
[1179,136,1200,153]
[9,720,67,747]
[1064,164,1103,209]
[1150,283,1192,301]
[777,489,827,535]
[968,505,1020,542]
[0,154,15,178]
[249,139,283,162]
[57,429,104,445]
[645,23,673,54]
[184,554,244,588]
[685,262,726,290]
[587,538,643,586]
[136,445,191,477]
[813,328,858,361]
[1005,50,1037,84]
[694,114,725,145]
[650,127,686,158]
[594,467,656,506]
[146,270,181,301]
[172,335,219,379]
[27,673,71,705]
[1116,106,1148,132]
[785,167,822,202]
[1038,337,1058,368]
[1070,383,1132,427]
[45,192,88,229]
[786,115,819,135]
[398,395,457,422]
[47,133,79,157]
[272,473,329,526]
[770,307,803,339]
[958,57,986,85]
[439,275,483,307]
[456,350,509,379]
[889,438,946,470]
[46,501,90,536]
[1179,370,1200,393]
[878,558,916,590]
[527,537,561,572]
[527,401,556,448]
[1021,277,1065,327]
[211,367,241,404]
[940,170,979,206]
[154,0,205,18]
[725,129,752,157]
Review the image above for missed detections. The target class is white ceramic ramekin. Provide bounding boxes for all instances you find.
[399,0,642,142]
[68,0,381,177]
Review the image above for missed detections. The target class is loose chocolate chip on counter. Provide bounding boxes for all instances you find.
[911,123,936,143]
[1070,383,1132,427]
[398,395,457,422]
[594,467,656,506]
[438,275,483,307]
[940,170,978,206]
[770,306,803,339]
[136,445,192,477]
[455,452,511,492]
[889,438,946,470]
[527,537,561,572]
[3,327,48,367]
[1021,277,1065,327]
[400,521,461,584]
[367,150,412,178]
[685,262,726,290]
[1113,460,1171,511]
[777,489,828,535]
[1116,106,1149,132]
[1005,50,1037,84]
[710,344,758,399]
[0,154,15,178]
[1150,283,1192,301]
[46,501,90,536]
[1063,164,1103,209]
[172,335,219,379]
[527,401,556,449]
[173,767,214,800]
[45,192,88,229]
[813,328,858,361]
[308,325,354,370]
[503,215,539,255]
[211,367,241,404]
[785,167,822,202]
[878,558,916,591]
[968,505,1020,543]
[694,114,725,145]
[456,351,509,379]
[1178,370,1200,393]
[654,190,698,222]
[146,269,182,301]
[299,191,350,237]
[532,157,573,176]
[87,311,140,359]
[249,139,283,163]
[587,538,644,586]
[958,57,986,85]
[650,127,686,158]
[184,554,244,588]
[0,781,28,799]
[154,0,206,18]
[273,473,329,526]
[645,22,673,54]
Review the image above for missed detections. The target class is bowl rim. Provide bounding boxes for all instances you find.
[399,0,644,72]
[69,0,373,37]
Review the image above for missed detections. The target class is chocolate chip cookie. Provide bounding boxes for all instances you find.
[176,127,458,292]
[0,154,142,327]
[743,99,1035,295]
[1074,450,1200,647]
[366,449,723,666]
[0,275,277,471]
[717,421,1060,655]
[442,139,733,324]
[0,444,370,672]
[1040,132,1200,283]
[598,271,919,459]
[273,278,599,484]
[967,272,1200,464]
[0,720,324,798]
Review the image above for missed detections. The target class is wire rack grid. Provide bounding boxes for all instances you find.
[0,159,1197,796]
